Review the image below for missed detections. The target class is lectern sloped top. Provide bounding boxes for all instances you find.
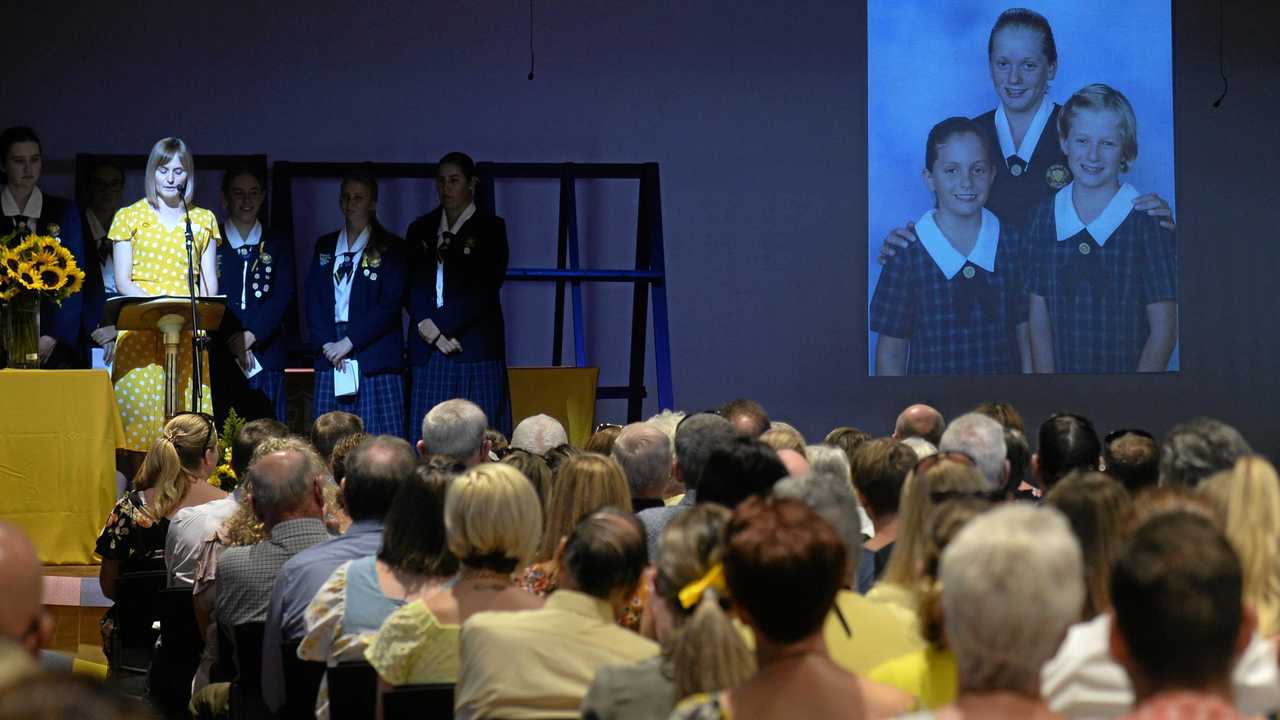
[105,295,227,333]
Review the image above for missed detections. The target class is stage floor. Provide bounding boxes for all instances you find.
[43,564,109,666]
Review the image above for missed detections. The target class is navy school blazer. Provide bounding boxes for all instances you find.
[303,225,406,374]
[405,208,508,365]
[216,225,295,371]
[79,209,109,357]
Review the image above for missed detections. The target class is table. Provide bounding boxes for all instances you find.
[508,367,600,447]
[0,370,124,564]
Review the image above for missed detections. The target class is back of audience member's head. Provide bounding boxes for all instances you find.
[917,497,994,647]
[310,411,364,461]
[718,398,770,437]
[1045,470,1133,619]
[646,410,686,446]
[446,462,543,574]
[1103,431,1160,494]
[1003,428,1030,496]
[560,508,648,604]
[500,448,552,511]
[941,504,1083,696]
[674,413,737,491]
[342,435,416,523]
[723,496,845,645]
[940,413,1007,492]
[485,428,508,457]
[611,423,673,498]
[851,438,916,521]
[697,437,788,509]
[894,404,946,446]
[773,470,863,587]
[584,425,622,455]
[538,453,631,561]
[0,672,154,719]
[654,504,755,699]
[135,412,218,518]
[902,436,938,459]
[759,426,806,456]
[231,418,289,479]
[1160,417,1251,488]
[1036,413,1101,489]
[377,459,459,578]
[1129,485,1218,530]
[804,445,852,490]
[328,431,370,484]
[823,426,872,469]
[420,398,488,464]
[246,437,328,526]
[1199,456,1280,637]
[543,443,582,476]
[972,401,1025,433]
[1111,512,1248,695]
[510,414,568,455]
[880,456,989,588]
[0,522,50,658]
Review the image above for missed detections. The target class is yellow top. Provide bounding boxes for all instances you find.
[868,645,958,710]
[364,599,461,686]
[107,198,219,293]
[824,589,924,675]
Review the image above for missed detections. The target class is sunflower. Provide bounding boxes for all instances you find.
[51,244,74,270]
[15,262,38,289]
[14,237,38,258]
[63,268,85,296]
[0,273,17,301]
[37,264,67,291]
[29,247,59,267]
[2,249,22,276]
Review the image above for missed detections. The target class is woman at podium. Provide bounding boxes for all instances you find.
[107,138,220,451]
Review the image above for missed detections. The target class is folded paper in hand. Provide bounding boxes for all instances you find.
[239,351,262,379]
[334,359,359,397]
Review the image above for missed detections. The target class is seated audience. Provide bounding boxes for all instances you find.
[611,423,673,512]
[893,404,946,446]
[805,443,875,538]
[1101,429,1160,494]
[544,442,583,476]
[1110,512,1253,718]
[584,423,623,455]
[510,413,568,455]
[823,426,872,469]
[760,424,806,456]
[500,447,553,510]
[1045,470,1133,620]
[310,410,364,462]
[938,413,1007,492]
[902,436,938,459]
[1004,427,1033,498]
[0,522,52,658]
[329,431,371,484]
[773,471,922,674]
[697,437,788,509]
[971,400,1024,433]
[0,672,153,720]
[1200,456,1280,637]
[262,435,416,711]
[418,398,491,466]
[1159,417,1252,488]
[455,509,657,718]
[299,459,459,718]
[905,504,1084,719]
[636,412,736,558]
[368,462,543,694]
[1033,412,1102,491]
[718,398,770,437]
[484,427,508,458]
[582,505,753,720]
[851,438,917,590]
[646,410,686,447]
[672,497,907,719]
[776,448,810,478]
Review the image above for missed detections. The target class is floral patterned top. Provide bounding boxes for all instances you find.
[364,599,461,687]
[95,490,168,568]
[518,562,646,632]
[669,692,730,720]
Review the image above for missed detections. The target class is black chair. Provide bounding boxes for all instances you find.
[148,587,206,716]
[327,660,378,720]
[229,622,271,720]
[109,567,167,675]
[280,640,326,720]
[383,683,454,720]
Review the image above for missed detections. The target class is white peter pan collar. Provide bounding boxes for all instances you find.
[995,95,1053,165]
[917,208,1000,280]
[336,225,370,256]
[1,186,43,220]
[225,220,262,250]
[1054,182,1140,246]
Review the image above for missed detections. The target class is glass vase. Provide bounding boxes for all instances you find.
[0,295,40,369]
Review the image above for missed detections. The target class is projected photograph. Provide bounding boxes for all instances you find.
[866,1,1177,376]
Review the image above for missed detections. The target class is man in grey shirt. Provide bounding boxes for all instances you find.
[636,412,736,558]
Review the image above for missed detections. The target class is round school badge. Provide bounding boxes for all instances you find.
[260,253,273,266]
[1046,164,1072,190]
[1009,164,1023,177]
[1078,242,1092,255]
[255,290,262,298]
[962,265,976,279]
[47,223,61,237]
[370,272,378,281]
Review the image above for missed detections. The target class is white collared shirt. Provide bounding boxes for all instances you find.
[1,186,43,233]
[226,221,263,311]
[85,210,118,295]
[994,95,1054,168]
[333,226,370,323]
[1054,182,1140,246]
[916,208,1000,280]
[435,203,476,308]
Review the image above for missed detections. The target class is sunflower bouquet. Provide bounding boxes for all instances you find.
[210,408,246,491]
[0,230,86,303]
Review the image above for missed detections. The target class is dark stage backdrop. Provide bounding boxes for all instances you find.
[5,1,1278,455]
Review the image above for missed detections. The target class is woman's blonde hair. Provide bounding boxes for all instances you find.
[537,453,631,561]
[880,458,988,588]
[133,413,216,520]
[1046,470,1133,619]
[655,504,755,699]
[1200,456,1280,636]
[446,463,543,572]
[144,137,195,206]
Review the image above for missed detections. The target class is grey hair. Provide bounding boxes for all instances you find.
[673,413,737,491]
[805,444,852,490]
[902,436,938,459]
[421,399,488,459]
[1160,417,1252,488]
[646,410,687,445]
[510,414,568,455]
[940,413,1007,491]
[246,437,328,514]
[941,504,1084,695]
[612,423,673,496]
[773,470,863,586]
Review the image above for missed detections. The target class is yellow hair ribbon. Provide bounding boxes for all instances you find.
[678,563,727,610]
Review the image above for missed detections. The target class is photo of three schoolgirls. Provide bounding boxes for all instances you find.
[866,2,1178,375]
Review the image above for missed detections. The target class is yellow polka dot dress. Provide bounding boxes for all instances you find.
[108,199,220,451]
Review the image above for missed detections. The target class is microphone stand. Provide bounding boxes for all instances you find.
[178,188,206,413]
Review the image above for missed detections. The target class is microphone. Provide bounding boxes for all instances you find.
[176,180,188,196]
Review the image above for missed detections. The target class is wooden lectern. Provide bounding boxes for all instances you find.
[105,295,226,419]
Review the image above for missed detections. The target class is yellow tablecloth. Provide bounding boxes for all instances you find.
[0,370,124,564]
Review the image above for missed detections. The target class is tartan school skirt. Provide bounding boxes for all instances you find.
[314,368,406,439]
[410,352,513,444]
[247,369,287,422]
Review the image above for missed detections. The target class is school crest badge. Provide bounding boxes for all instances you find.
[1045,164,1072,190]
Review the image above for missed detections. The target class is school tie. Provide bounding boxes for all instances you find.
[437,231,457,263]
[333,252,355,283]
[1006,155,1027,178]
